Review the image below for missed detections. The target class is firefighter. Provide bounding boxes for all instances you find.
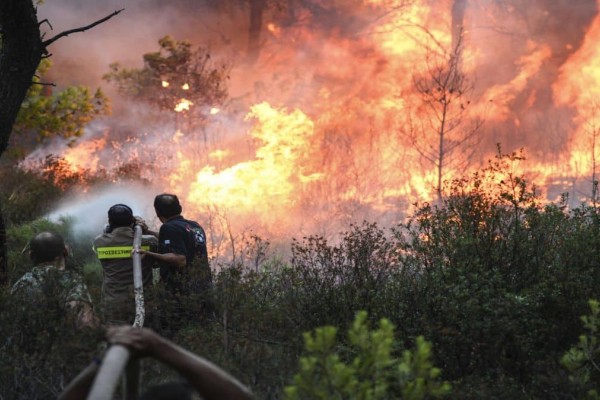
[138,193,211,293]
[93,204,158,325]
[136,193,213,333]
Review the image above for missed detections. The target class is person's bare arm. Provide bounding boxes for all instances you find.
[108,326,253,400]
[58,360,100,400]
[145,229,160,237]
[137,249,186,268]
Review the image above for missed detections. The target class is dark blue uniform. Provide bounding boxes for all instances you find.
[158,216,209,287]
[155,216,214,335]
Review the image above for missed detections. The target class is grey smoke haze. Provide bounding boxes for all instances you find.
[36,0,600,110]
[46,184,160,236]
[37,0,244,91]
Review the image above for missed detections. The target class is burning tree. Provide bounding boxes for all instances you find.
[104,36,230,132]
[205,0,287,63]
[406,33,482,202]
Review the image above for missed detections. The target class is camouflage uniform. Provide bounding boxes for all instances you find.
[11,263,92,307]
[10,262,94,355]
[9,263,97,395]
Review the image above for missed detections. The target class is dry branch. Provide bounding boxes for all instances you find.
[42,8,124,49]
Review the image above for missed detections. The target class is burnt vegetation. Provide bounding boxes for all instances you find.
[2,150,600,399]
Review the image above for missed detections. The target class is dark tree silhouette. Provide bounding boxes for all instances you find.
[0,1,121,283]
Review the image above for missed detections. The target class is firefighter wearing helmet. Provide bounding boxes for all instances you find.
[93,204,158,325]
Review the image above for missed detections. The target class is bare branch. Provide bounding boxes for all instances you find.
[38,18,53,29]
[32,81,56,87]
[42,9,124,49]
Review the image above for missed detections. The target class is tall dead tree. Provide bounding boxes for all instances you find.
[408,34,482,202]
[451,0,468,51]
[0,1,121,283]
[205,0,274,63]
[247,0,267,63]
[579,99,600,204]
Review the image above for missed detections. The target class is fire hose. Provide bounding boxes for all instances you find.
[131,224,145,328]
[87,224,144,400]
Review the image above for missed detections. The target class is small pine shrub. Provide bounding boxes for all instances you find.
[285,311,451,400]
[562,299,600,399]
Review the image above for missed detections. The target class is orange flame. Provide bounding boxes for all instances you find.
[184,102,321,220]
[30,0,600,253]
[62,137,107,173]
[476,42,552,122]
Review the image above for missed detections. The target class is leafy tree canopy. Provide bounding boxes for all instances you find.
[12,59,110,153]
[103,36,229,122]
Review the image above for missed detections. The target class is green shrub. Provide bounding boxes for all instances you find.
[285,311,450,400]
[390,150,598,398]
[562,299,600,399]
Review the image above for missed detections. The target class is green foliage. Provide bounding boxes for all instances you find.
[562,299,600,399]
[398,337,452,400]
[12,59,110,149]
[104,36,228,123]
[288,222,411,331]
[285,311,450,400]
[0,165,65,225]
[383,148,600,398]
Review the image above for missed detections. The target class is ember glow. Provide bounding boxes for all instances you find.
[174,98,193,112]
[28,0,600,256]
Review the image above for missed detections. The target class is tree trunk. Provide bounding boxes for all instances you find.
[0,1,43,155]
[0,0,43,282]
[0,204,6,285]
[451,0,467,52]
[247,0,266,64]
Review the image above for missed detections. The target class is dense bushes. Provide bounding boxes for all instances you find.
[3,150,600,398]
[206,150,600,398]
[393,152,600,398]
